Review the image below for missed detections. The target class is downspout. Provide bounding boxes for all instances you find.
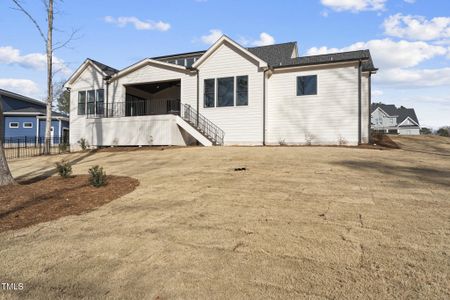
[196,69,199,126]
[358,60,362,145]
[262,68,267,146]
[368,71,372,143]
[104,76,111,117]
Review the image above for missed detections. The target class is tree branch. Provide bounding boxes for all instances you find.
[11,0,47,43]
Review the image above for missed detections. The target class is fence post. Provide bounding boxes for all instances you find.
[17,139,20,158]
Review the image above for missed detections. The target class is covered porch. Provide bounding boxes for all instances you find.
[106,79,181,118]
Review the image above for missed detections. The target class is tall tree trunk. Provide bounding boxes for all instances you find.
[0,95,16,186]
[44,0,53,154]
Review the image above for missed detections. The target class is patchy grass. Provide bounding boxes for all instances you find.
[1,137,449,299]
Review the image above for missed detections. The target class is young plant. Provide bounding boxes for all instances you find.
[88,165,107,187]
[78,138,89,151]
[55,161,72,178]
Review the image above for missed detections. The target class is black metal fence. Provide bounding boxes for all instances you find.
[2,136,70,160]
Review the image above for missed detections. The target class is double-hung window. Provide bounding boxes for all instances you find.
[236,76,248,106]
[78,91,86,115]
[217,77,234,107]
[296,75,317,96]
[96,89,104,116]
[87,90,96,115]
[204,79,215,108]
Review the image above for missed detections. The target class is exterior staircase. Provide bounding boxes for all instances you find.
[176,104,225,146]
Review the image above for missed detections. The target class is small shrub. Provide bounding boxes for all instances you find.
[304,133,313,146]
[88,165,107,187]
[78,138,89,151]
[55,161,72,178]
[278,139,287,146]
[59,143,69,152]
[338,136,347,146]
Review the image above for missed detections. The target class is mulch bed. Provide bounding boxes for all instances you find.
[0,175,139,233]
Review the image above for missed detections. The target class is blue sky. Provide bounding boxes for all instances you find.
[1,0,449,128]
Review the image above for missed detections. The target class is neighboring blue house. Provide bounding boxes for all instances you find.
[0,89,69,144]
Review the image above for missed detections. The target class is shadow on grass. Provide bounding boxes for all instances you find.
[16,150,98,183]
[333,160,450,188]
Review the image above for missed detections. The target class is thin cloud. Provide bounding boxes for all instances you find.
[104,16,171,32]
[201,29,223,45]
[252,32,275,46]
[320,0,386,12]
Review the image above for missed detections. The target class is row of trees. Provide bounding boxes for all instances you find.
[420,127,450,137]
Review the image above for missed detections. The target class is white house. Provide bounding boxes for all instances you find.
[371,103,420,135]
[65,35,377,150]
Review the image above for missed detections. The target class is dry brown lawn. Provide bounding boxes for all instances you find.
[1,136,449,299]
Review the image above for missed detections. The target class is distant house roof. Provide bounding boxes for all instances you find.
[397,107,419,125]
[371,102,419,125]
[5,106,68,118]
[0,89,68,118]
[83,41,377,76]
[0,88,46,107]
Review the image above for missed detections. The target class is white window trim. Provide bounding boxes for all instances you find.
[9,122,19,129]
[23,122,33,128]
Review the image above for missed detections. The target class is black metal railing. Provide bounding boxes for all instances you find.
[87,99,181,118]
[180,104,225,145]
[2,136,70,160]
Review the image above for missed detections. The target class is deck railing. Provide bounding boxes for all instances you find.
[180,104,225,145]
[87,99,180,118]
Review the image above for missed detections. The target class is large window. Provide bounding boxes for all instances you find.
[96,89,104,116]
[297,75,317,96]
[217,77,234,107]
[78,91,86,115]
[236,76,248,106]
[87,90,96,115]
[204,79,215,108]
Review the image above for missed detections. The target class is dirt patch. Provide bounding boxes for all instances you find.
[370,133,400,149]
[0,175,139,232]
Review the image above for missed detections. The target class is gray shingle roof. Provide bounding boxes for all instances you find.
[397,107,419,125]
[247,42,297,66]
[5,106,68,117]
[279,50,377,71]
[371,103,419,125]
[89,59,119,76]
[150,42,299,67]
[89,42,377,75]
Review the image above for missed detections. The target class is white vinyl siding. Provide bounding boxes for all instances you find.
[198,42,264,145]
[267,63,360,145]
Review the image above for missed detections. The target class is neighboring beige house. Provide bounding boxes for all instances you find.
[65,35,377,150]
[371,103,420,135]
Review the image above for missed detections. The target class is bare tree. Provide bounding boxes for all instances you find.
[11,0,76,153]
[0,95,16,185]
